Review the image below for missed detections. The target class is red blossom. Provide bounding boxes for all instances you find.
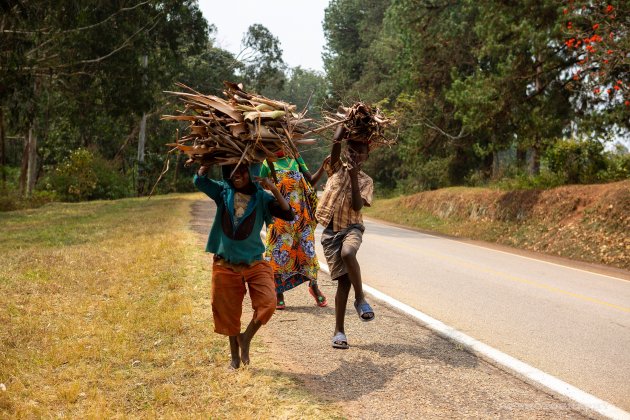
[607,89,612,94]
[593,88,600,94]
[614,85,620,91]
[593,23,600,30]
[607,49,614,54]
[625,100,630,107]
[606,5,614,13]
[563,8,569,14]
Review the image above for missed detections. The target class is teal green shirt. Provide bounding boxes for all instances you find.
[194,174,275,265]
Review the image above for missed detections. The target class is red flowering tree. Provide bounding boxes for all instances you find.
[563,1,629,108]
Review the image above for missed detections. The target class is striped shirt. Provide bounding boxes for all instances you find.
[316,160,373,232]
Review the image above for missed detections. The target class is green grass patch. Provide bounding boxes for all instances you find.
[0,193,339,418]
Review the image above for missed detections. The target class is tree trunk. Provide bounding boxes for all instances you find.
[528,55,544,176]
[492,150,500,179]
[516,147,527,171]
[26,123,38,196]
[172,152,180,192]
[0,107,6,186]
[18,132,29,194]
[136,54,148,196]
[137,112,147,196]
[481,151,494,181]
[529,145,540,176]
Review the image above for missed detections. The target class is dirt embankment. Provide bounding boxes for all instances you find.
[386,180,629,270]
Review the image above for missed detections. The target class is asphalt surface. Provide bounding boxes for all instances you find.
[191,198,624,419]
[315,217,630,412]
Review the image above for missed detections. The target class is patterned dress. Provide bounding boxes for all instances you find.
[260,157,320,293]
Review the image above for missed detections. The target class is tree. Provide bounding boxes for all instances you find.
[0,0,210,196]
[323,0,392,101]
[562,0,629,132]
[237,24,286,94]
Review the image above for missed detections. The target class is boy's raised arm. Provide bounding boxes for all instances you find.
[193,165,221,200]
[310,155,331,186]
[330,125,346,167]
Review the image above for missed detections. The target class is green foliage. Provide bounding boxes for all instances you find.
[490,170,568,191]
[240,24,286,93]
[545,137,608,184]
[0,166,58,211]
[400,156,452,192]
[0,185,58,212]
[323,0,392,101]
[46,149,129,202]
[599,144,630,181]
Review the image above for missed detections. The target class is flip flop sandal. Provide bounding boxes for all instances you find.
[354,300,375,322]
[308,286,328,307]
[332,332,349,349]
[276,300,286,310]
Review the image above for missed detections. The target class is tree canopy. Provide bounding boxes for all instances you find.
[1,0,627,209]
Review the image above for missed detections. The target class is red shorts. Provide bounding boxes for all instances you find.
[211,259,276,336]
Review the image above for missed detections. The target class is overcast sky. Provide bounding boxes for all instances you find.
[198,0,329,72]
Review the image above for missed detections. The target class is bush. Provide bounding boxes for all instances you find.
[401,157,451,192]
[545,137,607,184]
[46,149,130,201]
[0,185,58,212]
[494,169,567,190]
[597,144,630,182]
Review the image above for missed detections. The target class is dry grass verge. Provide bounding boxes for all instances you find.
[0,194,338,418]
[364,180,630,270]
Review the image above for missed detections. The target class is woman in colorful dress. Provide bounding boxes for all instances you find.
[260,152,329,309]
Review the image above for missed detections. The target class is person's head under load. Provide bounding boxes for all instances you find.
[222,163,255,192]
[346,140,369,167]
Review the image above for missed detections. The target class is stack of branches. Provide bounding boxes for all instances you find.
[161,81,316,168]
[319,102,397,150]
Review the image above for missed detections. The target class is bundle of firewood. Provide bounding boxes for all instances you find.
[320,102,396,149]
[162,82,316,167]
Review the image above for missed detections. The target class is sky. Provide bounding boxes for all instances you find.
[198,0,330,72]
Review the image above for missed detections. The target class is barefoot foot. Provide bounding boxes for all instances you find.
[229,357,240,369]
[238,332,251,365]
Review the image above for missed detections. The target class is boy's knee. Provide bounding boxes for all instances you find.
[255,297,276,324]
[340,247,357,262]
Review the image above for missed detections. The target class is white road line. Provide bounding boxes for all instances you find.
[318,260,630,420]
[262,229,629,418]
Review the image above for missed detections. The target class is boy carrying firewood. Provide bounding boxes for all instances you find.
[194,162,294,368]
[316,124,375,350]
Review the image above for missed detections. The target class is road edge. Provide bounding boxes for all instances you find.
[318,261,630,420]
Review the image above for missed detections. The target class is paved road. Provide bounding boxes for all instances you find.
[313,218,630,411]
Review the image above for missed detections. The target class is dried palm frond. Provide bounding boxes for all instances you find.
[161,81,317,167]
[317,102,397,150]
